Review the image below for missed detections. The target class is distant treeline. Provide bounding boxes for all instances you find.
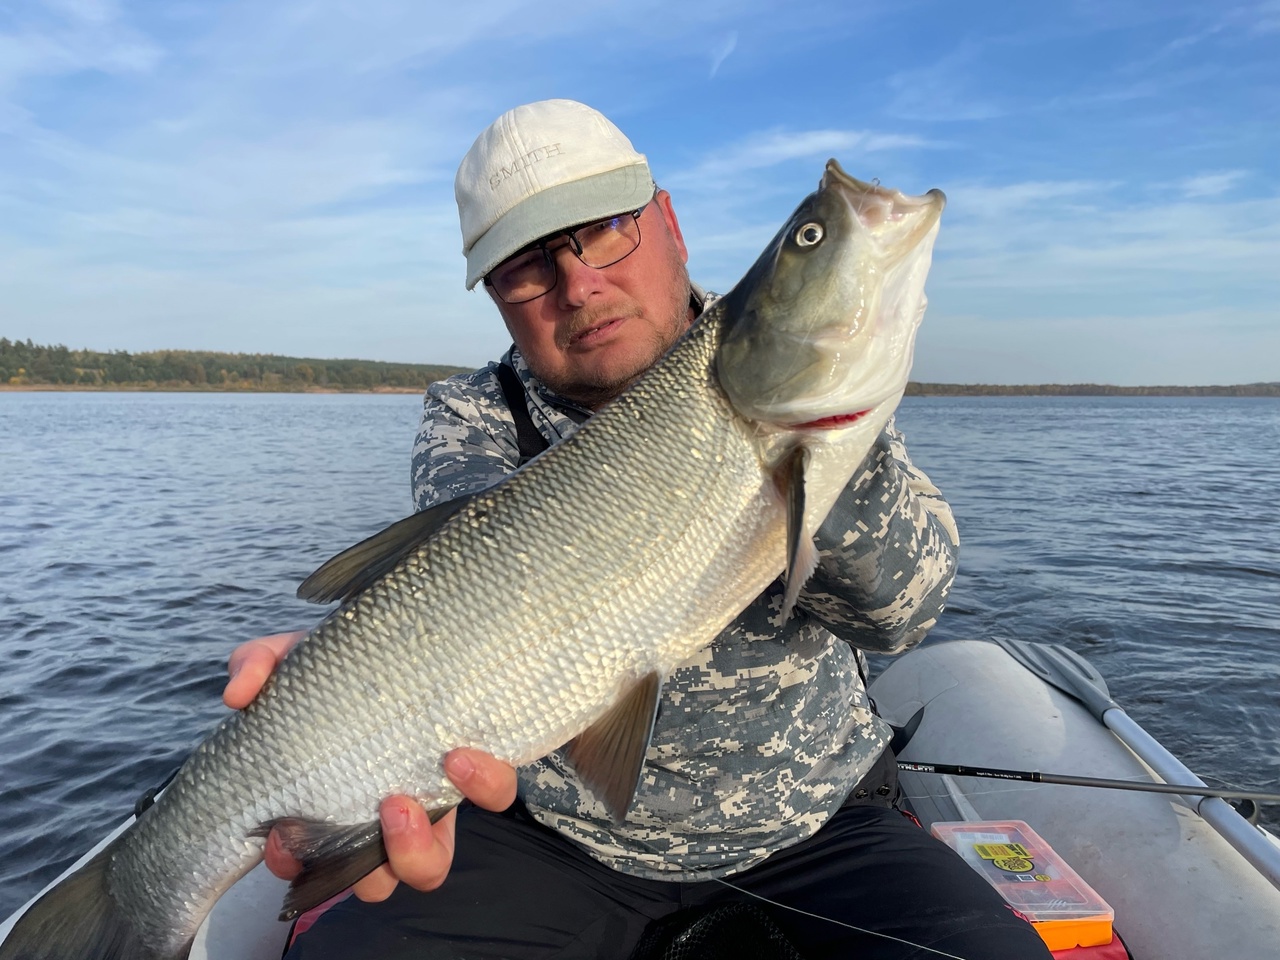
[1,339,468,391]
[3,338,1276,396]
[905,382,1280,397]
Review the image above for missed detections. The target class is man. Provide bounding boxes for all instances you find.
[226,100,1051,959]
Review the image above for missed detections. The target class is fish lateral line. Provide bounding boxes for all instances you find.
[0,159,947,960]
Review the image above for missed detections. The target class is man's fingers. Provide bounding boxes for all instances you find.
[223,631,306,709]
[353,800,456,899]
[262,828,303,881]
[222,647,278,709]
[349,863,401,903]
[351,753,513,901]
[253,741,508,901]
[444,749,518,812]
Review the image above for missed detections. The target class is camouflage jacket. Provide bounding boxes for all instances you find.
[410,292,959,881]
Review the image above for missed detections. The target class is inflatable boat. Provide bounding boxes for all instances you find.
[4,639,1277,958]
[872,638,1280,959]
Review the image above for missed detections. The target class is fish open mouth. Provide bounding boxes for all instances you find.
[791,409,872,430]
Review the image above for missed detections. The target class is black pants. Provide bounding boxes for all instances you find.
[286,760,1051,960]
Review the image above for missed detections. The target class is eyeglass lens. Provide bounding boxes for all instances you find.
[488,208,643,304]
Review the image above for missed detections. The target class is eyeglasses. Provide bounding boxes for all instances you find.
[484,198,652,304]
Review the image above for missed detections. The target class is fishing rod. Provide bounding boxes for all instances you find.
[895,638,1280,892]
[897,760,1280,804]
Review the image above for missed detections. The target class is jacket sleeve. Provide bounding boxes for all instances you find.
[410,367,520,512]
[796,418,960,655]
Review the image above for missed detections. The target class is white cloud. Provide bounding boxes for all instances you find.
[709,31,738,78]
[1177,170,1247,198]
[43,0,118,24]
[936,181,1280,283]
[1,225,508,366]
[884,45,1009,122]
[1204,1,1280,37]
[0,0,161,94]
[945,179,1106,219]
[913,308,1280,386]
[917,180,1280,385]
[666,127,934,195]
[3,0,1277,387]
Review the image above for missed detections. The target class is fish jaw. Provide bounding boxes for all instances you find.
[751,386,906,573]
[715,158,944,431]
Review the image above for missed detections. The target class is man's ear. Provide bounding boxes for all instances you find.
[654,189,689,264]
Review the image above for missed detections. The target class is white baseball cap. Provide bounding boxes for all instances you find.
[455,99,655,290]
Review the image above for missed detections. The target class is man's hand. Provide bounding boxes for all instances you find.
[264,751,518,899]
[223,631,305,709]
[223,633,518,899]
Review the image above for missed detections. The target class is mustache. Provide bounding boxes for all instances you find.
[556,306,644,348]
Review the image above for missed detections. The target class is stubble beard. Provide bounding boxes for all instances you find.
[540,260,693,410]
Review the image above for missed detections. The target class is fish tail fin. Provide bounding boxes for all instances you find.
[0,842,179,960]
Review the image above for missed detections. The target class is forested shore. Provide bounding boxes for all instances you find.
[1,339,466,392]
[3,338,1276,396]
[904,381,1280,397]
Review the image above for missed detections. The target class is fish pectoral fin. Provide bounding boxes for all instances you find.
[776,444,820,621]
[297,495,475,604]
[252,816,396,920]
[566,671,662,824]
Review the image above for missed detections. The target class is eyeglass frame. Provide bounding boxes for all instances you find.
[482,193,656,304]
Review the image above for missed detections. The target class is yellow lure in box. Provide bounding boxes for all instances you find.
[931,820,1114,951]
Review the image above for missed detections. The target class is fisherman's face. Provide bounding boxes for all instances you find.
[488,190,694,410]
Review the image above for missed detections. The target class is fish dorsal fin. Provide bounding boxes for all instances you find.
[297,495,475,604]
[776,444,819,621]
[566,671,662,823]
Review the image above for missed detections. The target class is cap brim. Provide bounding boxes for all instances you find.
[465,163,654,290]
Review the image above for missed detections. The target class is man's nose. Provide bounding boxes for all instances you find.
[551,245,606,308]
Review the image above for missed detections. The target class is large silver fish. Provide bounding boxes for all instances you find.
[0,160,944,960]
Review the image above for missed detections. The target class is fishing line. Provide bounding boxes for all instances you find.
[709,876,974,960]
[627,832,979,960]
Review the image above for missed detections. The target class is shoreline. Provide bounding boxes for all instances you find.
[0,383,427,395]
[2,383,1276,398]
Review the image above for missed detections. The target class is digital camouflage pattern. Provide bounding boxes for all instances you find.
[409,291,959,880]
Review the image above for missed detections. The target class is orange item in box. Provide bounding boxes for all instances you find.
[930,820,1114,951]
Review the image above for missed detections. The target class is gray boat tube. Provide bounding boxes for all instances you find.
[994,637,1280,890]
[871,639,1280,960]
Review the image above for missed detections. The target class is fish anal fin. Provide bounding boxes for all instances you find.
[297,495,475,604]
[566,671,662,824]
[254,805,456,921]
[252,817,388,920]
[775,445,820,621]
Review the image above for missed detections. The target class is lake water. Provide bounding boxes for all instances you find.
[1,391,1277,917]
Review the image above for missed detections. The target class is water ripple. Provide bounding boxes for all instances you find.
[1,391,1278,918]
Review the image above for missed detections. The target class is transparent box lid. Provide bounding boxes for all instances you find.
[931,819,1114,927]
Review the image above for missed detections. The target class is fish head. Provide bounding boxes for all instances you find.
[715,159,945,429]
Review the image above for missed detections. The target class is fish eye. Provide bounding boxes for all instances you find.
[794,222,824,247]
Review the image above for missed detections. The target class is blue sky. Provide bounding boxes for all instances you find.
[2,0,1277,385]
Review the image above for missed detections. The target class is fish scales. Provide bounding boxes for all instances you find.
[0,160,945,960]
[112,312,784,953]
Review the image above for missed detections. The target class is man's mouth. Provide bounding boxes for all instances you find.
[568,316,626,347]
